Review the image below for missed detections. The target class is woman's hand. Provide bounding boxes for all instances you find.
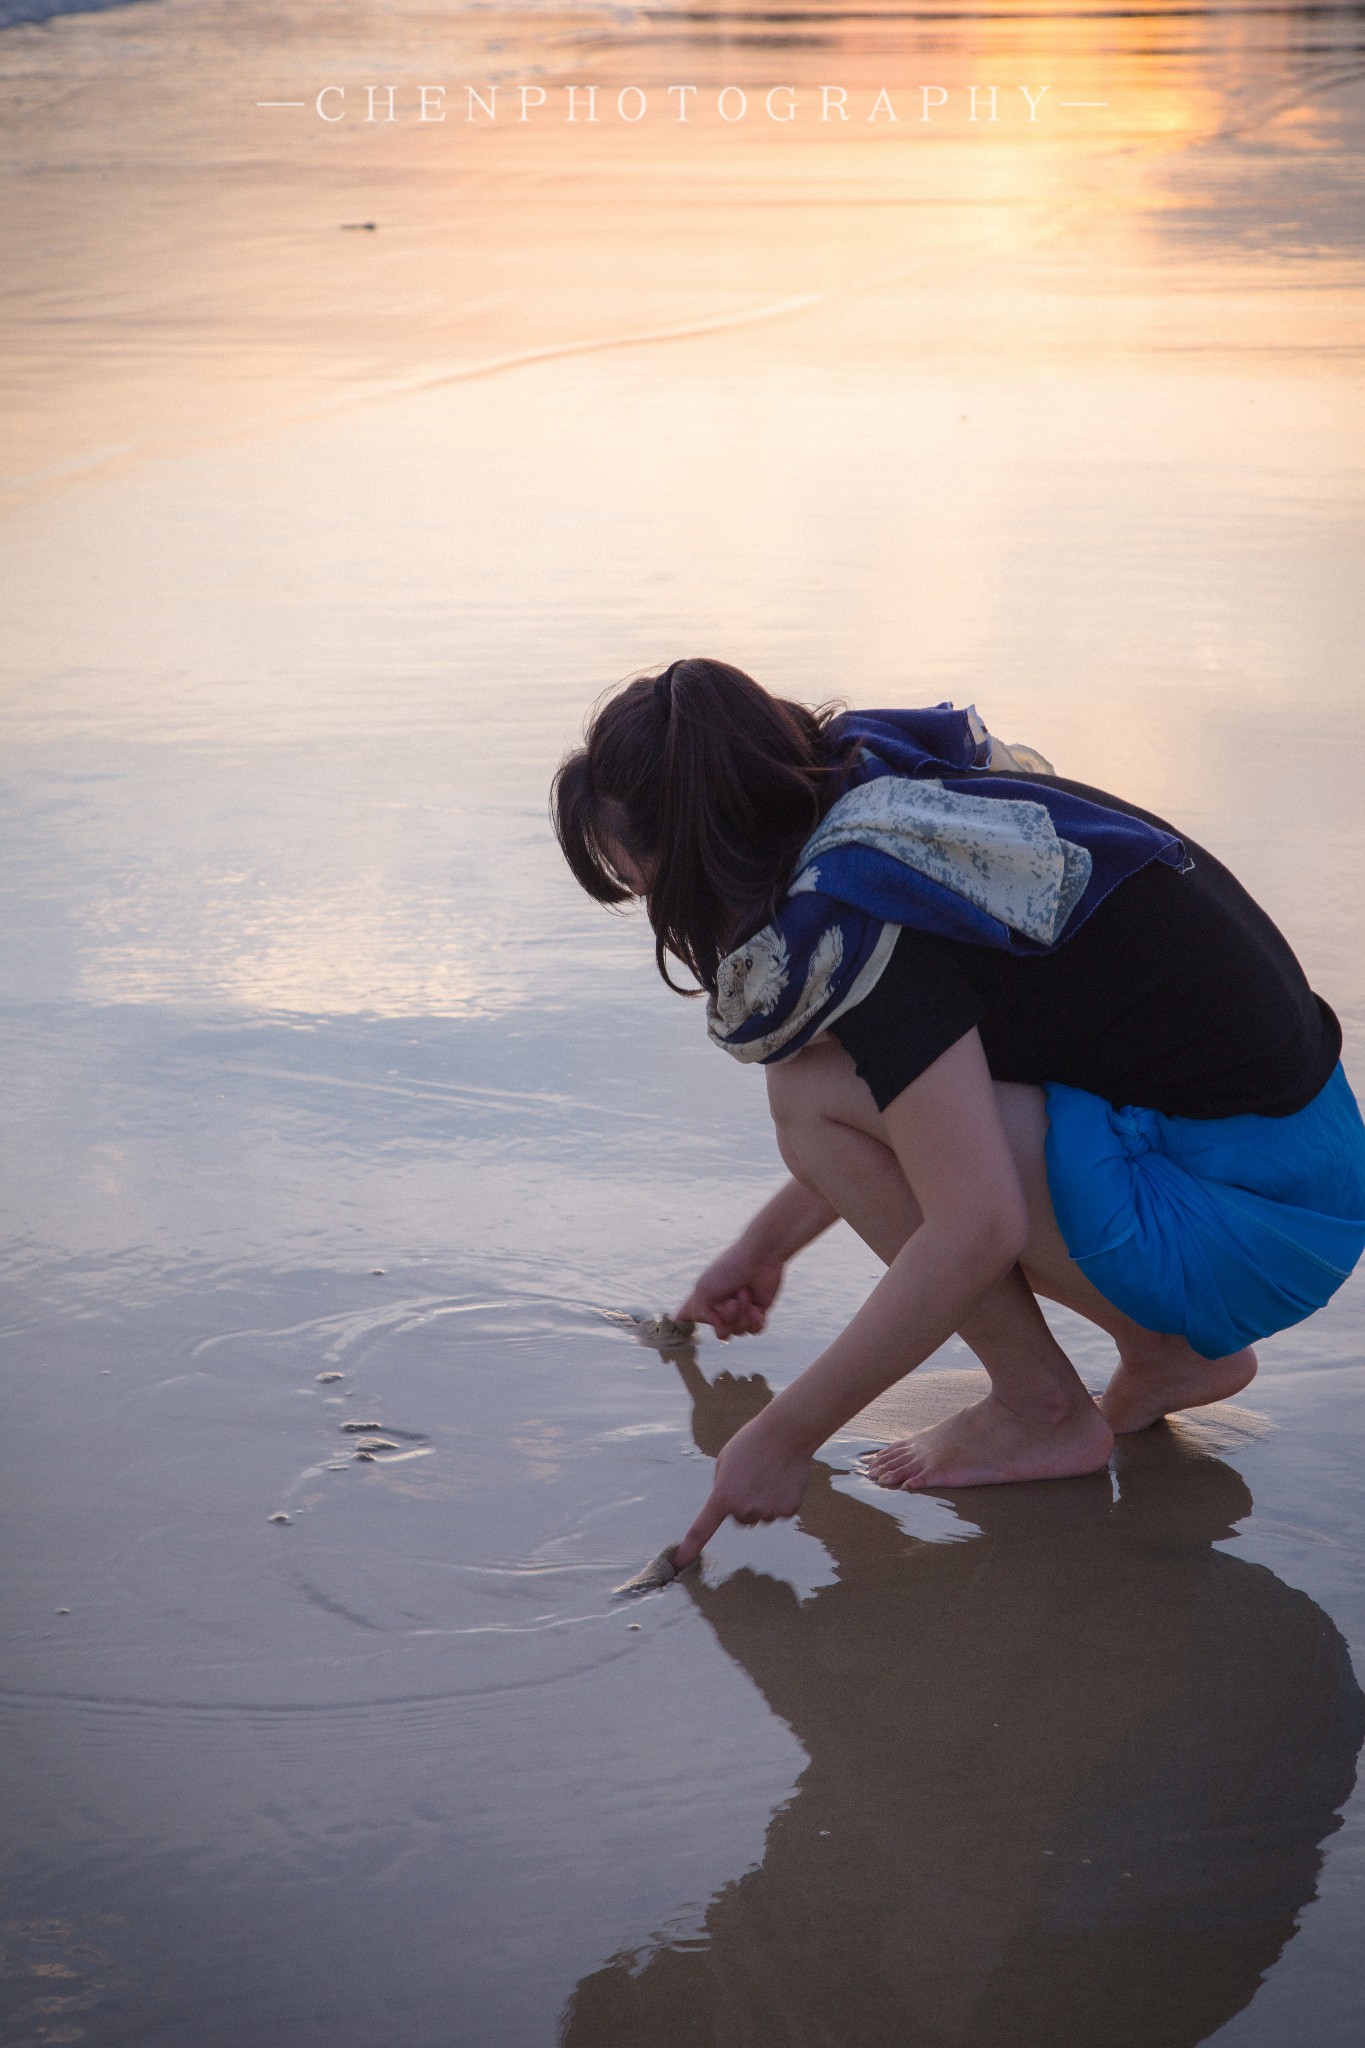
[677,1177,838,1341]
[676,1240,786,1342]
[672,1410,814,1568]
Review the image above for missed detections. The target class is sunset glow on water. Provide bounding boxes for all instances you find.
[2,4,1364,2042]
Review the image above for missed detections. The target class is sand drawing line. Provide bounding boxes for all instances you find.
[0,1641,657,1717]
[203,1058,685,1129]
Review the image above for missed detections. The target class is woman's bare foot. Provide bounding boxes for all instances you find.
[864,1392,1114,1492]
[1100,1338,1257,1435]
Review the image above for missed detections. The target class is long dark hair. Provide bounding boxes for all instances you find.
[551,658,853,995]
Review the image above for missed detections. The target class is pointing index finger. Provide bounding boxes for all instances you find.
[673,1488,728,1572]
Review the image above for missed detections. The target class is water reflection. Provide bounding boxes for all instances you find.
[563,1362,1364,2046]
[2,0,1364,2039]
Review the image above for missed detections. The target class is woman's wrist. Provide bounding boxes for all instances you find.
[747,1384,826,1461]
[735,1215,787,1262]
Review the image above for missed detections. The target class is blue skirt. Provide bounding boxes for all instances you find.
[1044,1063,1365,1360]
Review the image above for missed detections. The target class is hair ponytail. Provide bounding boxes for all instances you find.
[551,658,852,995]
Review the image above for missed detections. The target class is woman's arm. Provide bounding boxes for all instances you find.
[676,1177,839,1340]
[673,1030,1027,1565]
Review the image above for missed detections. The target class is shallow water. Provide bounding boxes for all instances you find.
[2,2,1364,2043]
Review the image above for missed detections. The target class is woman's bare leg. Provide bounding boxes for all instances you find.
[989,1083,1256,1432]
[768,1041,1113,1486]
[769,1041,1254,1479]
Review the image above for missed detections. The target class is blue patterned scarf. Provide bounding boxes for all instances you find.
[706,706,1186,1065]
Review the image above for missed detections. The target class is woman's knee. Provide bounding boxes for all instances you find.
[767,1037,885,1186]
[767,1054,818,1182]
[993,1082,1051,1188]
[767,1036,867,1135]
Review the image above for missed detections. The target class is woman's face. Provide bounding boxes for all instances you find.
[602,834,650,899]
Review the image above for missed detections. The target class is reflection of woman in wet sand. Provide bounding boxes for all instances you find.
[552,662,1365,1561]
[561,1365,1365,2048]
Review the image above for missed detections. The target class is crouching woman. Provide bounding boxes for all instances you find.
[551,659,1365,1567]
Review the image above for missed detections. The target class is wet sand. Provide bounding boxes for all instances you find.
[2,2,1365,2043]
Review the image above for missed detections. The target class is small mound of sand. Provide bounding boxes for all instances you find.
[600,1309,697,1350]
[615,1546,683,1596]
